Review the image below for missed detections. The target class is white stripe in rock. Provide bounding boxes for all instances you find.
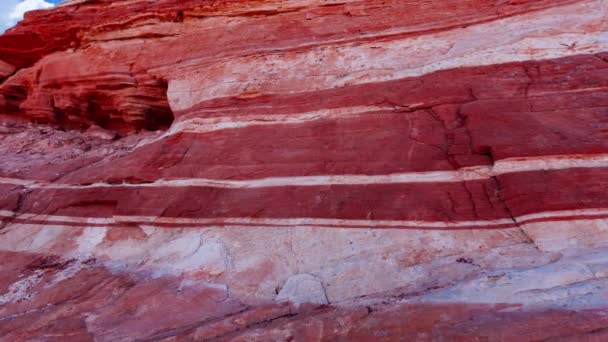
[0,154,606,189]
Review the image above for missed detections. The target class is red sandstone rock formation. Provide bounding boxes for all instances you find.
[1,0,608,340]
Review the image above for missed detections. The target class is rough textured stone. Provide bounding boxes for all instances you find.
[276,274,328,306]
[0,0,607,340]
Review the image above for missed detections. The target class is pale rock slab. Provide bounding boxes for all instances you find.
[276,273,328,306]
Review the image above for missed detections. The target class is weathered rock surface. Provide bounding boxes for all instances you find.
[0,0,608,340]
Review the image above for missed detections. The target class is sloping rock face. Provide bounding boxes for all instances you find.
[1,0,608,340]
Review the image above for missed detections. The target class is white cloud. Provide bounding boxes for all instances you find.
[1,0,54,33]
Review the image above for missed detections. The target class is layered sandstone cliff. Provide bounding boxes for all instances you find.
[1,0,608,340]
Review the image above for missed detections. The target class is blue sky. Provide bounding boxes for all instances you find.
[1,0,62,33]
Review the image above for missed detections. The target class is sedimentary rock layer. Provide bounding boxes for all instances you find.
[0,0,607,340]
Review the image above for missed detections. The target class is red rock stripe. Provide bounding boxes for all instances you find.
[1,168,603,227]
[465,106,608,161]
[10,167,608,222]
[497,167,608,217]
[13,179,509,222]
[59,112,482,184]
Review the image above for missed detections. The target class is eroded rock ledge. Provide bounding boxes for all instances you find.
[1,0,607,340]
